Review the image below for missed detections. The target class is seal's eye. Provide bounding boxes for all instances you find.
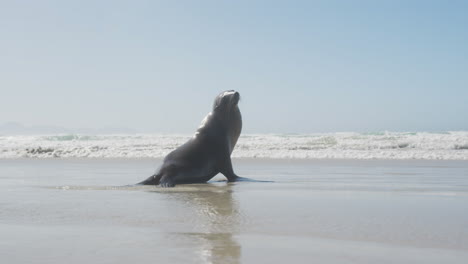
[218,97,227,107]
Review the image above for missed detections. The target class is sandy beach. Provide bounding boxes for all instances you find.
[3,0,468,262]
[1,158,468,263]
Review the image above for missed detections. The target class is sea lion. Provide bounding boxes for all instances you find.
[139,90,242,187]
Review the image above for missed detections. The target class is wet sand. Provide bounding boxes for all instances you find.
[1,158,468,263]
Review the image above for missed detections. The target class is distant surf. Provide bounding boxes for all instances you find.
[0,132,467,160]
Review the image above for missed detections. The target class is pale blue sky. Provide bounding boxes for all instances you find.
[1,0,467,133]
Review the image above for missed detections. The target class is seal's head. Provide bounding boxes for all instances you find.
[213,90,240,112]
[211,90,242,150]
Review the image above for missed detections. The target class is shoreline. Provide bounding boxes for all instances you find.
[1,157,468,162]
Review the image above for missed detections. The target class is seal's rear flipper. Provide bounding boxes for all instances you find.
[159,177,176,187]
[137,173,162,185]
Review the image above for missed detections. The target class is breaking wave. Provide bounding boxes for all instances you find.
[0,132,467,160]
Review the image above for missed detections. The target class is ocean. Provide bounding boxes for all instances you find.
[1,131,467,160]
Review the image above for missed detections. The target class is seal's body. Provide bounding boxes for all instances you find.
[139,90,242,187]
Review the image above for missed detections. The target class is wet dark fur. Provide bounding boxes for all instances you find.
[138,90,242,187]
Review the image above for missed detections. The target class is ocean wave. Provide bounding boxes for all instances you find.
[0,132,467,160]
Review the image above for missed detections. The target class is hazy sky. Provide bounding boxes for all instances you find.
[1,0,467,133]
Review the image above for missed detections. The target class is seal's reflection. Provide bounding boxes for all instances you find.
[164,183,242,264]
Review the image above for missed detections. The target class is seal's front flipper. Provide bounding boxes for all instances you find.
[230,176,249,182]
[229,176,274,183]
[219,151,241,182]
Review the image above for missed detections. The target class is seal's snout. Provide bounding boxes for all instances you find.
[231,91,240,105]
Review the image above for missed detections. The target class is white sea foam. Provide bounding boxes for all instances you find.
[0,132,467,160]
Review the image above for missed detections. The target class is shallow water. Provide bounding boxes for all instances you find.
[1,159,468,263]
